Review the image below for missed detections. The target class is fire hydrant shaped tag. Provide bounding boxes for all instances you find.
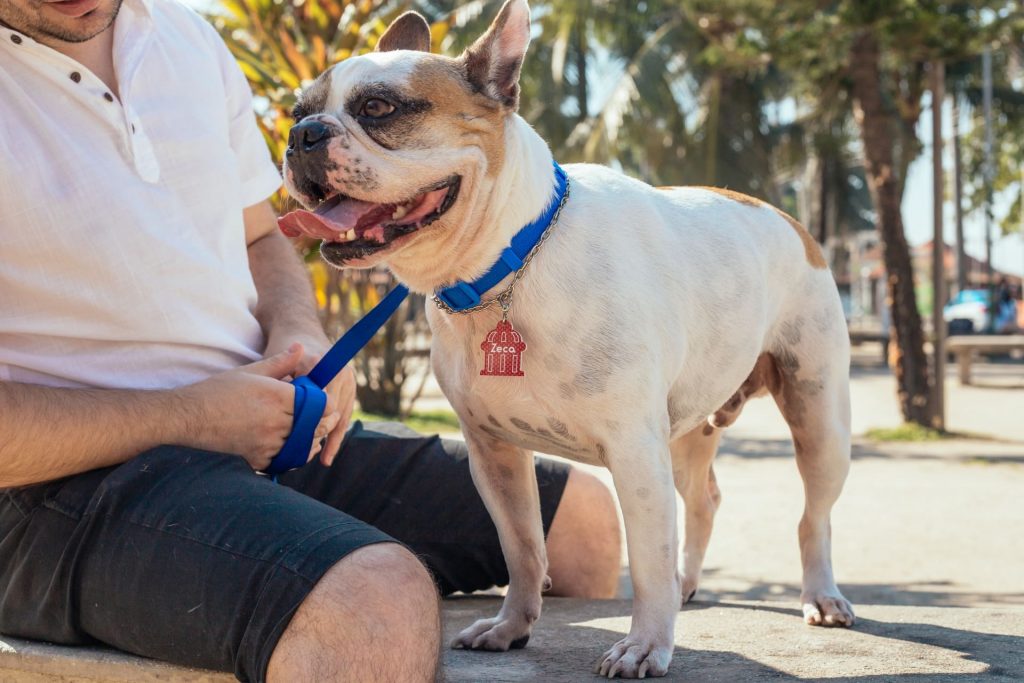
[480,319,527,377]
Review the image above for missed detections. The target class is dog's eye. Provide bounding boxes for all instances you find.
[360,98,396,118]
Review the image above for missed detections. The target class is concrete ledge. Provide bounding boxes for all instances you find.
[0,637,232,682]
[5,597,1022,681]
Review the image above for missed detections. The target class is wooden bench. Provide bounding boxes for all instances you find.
[946,335,1024,385]
[849,329,890,364]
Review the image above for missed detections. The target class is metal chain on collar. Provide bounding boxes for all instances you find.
[432,177,572,317]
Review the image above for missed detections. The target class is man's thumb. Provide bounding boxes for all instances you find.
[247,343,304,378]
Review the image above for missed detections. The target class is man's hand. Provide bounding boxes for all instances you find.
[179,343,341,471]
[246,202,354,467]
[266,338,355,467]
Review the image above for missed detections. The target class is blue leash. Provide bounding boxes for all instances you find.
[266,161,569,475]
[263,284,409,475]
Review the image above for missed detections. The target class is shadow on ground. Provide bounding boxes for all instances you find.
[442,596,1024,681]
[717,436,1024,465]
[691,570,1024,608]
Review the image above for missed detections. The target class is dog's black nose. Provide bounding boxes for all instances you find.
[287,120,332,154]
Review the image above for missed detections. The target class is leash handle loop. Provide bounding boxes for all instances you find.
[262,284,410,476]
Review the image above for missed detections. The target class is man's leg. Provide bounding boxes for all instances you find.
[545,468,621,598]
[268,544,439,682]
[283,422,622,599]
[0,446,439,682]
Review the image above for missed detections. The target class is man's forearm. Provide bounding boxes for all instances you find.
[248,229,328,353]
[0,382,192,488]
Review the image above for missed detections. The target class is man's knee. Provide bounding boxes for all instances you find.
[546,467,622,599]
[269,543,440,681]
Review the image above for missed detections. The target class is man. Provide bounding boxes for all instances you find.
[0,0,622,680]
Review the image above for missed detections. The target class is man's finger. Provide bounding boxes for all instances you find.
[321,420,346,467]
[324,393,339,419]
[244,343,304,379]
[318,412,341,437]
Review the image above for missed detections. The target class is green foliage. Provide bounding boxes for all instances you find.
[353,408,462,434]
[955,48,1024,236]
[865,423,953,441]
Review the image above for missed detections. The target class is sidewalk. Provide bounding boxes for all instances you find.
[461,433,1022,680]
[443,598,1023,681]
[438,349,1024,679]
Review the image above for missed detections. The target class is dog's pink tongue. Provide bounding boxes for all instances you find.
[278,199,377,240]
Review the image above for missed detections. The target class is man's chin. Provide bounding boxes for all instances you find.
[28,0,121,44]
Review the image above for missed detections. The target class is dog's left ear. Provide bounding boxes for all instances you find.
[377,11,432,53]
[462,0,531,109]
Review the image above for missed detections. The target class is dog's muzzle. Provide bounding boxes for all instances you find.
[285,118,339,204]
[287,119,333,157]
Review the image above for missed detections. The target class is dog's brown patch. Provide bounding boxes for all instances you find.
[407,58,507,175]
[697,186,762,208]
[695,187,827,270]
[775,210,827,269]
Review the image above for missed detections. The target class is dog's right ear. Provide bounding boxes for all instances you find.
[377,11,432,53]
[462,0,531,109]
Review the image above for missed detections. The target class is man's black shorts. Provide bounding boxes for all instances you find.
[0,421,570,681]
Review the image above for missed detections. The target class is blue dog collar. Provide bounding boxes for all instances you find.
[435,162,569,312]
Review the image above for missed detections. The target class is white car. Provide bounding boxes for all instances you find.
[943,289,990,334]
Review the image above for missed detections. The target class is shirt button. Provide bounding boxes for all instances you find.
[70,72,82,83]
[10,34,22,45]
[103,92,114,102]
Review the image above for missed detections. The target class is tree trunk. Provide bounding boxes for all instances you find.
[849,31,933,426]
[952,97,967,293]
[574,22,588,122]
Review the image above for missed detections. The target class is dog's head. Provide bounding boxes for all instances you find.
[278,0,532,282]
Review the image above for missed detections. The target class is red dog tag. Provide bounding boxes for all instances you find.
[480,319,527,377]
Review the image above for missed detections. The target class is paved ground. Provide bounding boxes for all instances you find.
[443,598,1024,681]
[438,347,1024,680]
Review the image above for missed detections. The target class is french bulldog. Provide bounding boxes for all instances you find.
[278,1,855,677]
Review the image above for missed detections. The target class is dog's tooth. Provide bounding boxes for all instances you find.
[392,205,408,220]
[344,229,356,242]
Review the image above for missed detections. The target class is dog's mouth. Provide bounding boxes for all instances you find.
[278,176,461,262]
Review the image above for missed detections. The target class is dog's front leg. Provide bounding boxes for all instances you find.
[596,433,679,678]
[451,430,547,651]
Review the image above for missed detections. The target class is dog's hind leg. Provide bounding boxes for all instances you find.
[769,311,855,627]
[670,424,723,605]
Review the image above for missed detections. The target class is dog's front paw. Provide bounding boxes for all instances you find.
[801,589,855,627]
[594,637,673,679]
[451,615,532,652]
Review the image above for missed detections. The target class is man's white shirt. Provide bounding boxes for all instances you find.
[0,0,282,389]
